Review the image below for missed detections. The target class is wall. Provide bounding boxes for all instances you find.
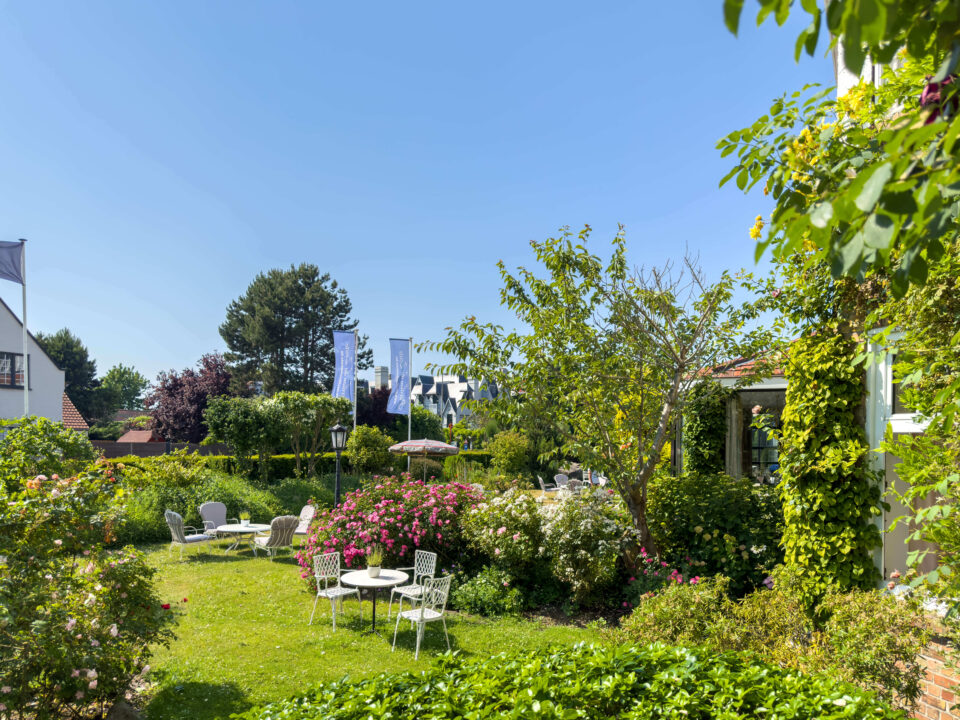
[0,300,64,422]
[92,441,230,458]
[915,641,959,719]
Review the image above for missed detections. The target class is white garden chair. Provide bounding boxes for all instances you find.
[164,510,215,560]
[293,504,316,545]
[252,515,298,559]
[567,478,584,494]
[538,475,558,493]
[309,551,361,631]
[199,501,237,543]
[388,550,437,619]
[554,474,569,488]
[391,574,453,660]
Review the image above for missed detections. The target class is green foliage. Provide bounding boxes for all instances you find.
[407,457,443,480]
[235,642,904,720]
[779,330,884,607]
[100,363,149,411]
[682,380,732,475]
[345,425,394,475]
[0,463,174,718]
[0,416,99,493]
[87,420,126,441]
[464,488,545,574]
[487,430,533,478]
[204,396,288,483]
[219,263,372,394]
[35,327,102,420]
[424,227,774,554]
[391,405,443,442]
[618,568,929,712]
[271,392,352,477]
[451,566,524,616]
[648,472,783,594]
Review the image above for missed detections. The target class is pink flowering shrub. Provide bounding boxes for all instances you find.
[0,462,175,718]
[296,474,482,582]
[623,548,700,605]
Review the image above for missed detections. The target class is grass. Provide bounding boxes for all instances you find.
[140,543,597,720]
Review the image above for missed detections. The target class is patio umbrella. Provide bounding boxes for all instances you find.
[389,439,459,481]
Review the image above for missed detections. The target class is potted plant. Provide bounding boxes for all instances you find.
[366,546,383,578]
[239,511,250,527]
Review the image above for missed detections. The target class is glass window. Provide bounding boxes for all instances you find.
[0,355,10,385]
[0,352,26,388]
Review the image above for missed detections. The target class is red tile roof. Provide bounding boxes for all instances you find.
[117,429,163,443]
[710,356,784,379]
[62,394,89,431]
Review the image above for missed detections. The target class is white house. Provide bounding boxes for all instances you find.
[409,374,498,427]
[0,296,66,423]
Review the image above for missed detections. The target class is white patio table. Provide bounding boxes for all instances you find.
[216,523,270,552]
[341,569,409,637]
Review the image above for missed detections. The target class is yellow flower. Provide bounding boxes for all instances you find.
[749,215,765,240]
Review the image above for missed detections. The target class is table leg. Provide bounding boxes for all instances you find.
[360,588,382,638]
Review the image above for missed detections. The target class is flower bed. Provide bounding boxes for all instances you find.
[296,475,482,580]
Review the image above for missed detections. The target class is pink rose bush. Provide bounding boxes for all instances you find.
[296,474,482,583]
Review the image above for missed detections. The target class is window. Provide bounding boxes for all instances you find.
[0,352,28,388]
[750,424,779,480]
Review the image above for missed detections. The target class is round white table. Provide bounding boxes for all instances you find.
[341,569,409,636]
[216,523,270,552]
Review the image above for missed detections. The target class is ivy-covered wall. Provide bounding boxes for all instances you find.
[683,380,732,476]
[779,328,883,610]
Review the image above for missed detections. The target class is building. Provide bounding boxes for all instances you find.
[0,296,66,422]
[373,366,389,390]
[409,374,498,427]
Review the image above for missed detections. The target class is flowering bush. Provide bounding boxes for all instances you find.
[0,463,175,718]
[297,475,482,582]
[624,548,700,605]
[463,489,544,574]
[0,416,99,494]
[542,488,638,603]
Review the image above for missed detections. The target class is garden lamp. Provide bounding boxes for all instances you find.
[330,423,348,507]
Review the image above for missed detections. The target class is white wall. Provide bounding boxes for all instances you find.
[0,300,64,421]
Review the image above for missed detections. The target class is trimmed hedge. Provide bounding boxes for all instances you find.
[233,643,901,720]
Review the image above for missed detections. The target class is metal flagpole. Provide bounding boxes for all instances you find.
[20,239,28,417]
[352,330,358,432]
[407,336,412,473]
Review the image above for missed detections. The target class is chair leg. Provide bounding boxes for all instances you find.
[414,622,424,660]
[388,591,394,620]
[442,617,450,651]
[392,611,402,652]
[309,594,319,625]
[330,598,337,631]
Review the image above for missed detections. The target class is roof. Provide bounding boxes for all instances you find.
[117,429,164,443]
[61,393,89,431]
[708,356,784,380]
[0,295,66,370]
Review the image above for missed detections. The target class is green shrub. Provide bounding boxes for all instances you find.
[0,463,174,718]
[647,472,783,594]
[408,457,443,480]
[0,416,99,493]
[458,449,492,467]
[235,643,903,720]
[345,425,394,475]
[463,488,544,575]
[617,567,929,712]
[270,477,335,513]
[87,420,126,440]
[451,566,524,615]
[487,430,532,478]
[682,379,733,475]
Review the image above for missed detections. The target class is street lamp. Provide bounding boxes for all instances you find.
[330,423,348,507]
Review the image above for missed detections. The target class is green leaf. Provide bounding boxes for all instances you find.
[933,42,960,83]
[862,213,895,249]
[855,163,892,212]
[809,201,833,228]
[723,0,745,35]
[880,190,918,215]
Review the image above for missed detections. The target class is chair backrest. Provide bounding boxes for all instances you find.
[554,474,569,486]
[538,476,549,492]
[297,504,316,533]
[413,550,437,584]
[199,501,228,529]
[313,551,341,588]
[568,478,583,492]
[164,510,187,544]
[265,515,298,548]
[417,575,453,618]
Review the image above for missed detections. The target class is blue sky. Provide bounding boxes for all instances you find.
[0,2,833,383]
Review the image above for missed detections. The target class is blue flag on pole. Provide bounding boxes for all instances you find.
[387,338,411,414]
[331,331,356,399]
[0,241,24,285]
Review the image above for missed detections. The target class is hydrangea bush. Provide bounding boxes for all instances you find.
[296,475,482,581]
[463,488,544,573]
[0,462,175,718]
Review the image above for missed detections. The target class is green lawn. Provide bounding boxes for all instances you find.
[141,543,597,720]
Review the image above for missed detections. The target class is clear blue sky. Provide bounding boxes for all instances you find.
[0,2,833,383]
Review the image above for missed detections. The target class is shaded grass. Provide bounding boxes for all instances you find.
[141,543,597,720]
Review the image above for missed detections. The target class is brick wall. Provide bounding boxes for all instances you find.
[915,641,959,719]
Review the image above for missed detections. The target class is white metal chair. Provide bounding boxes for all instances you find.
[391,574,453,659]
[199,501,237,542]
[389,550,437,619]
[567,478,584,494]
[293,504,316,545]
[252,515,298,559]
[554,474,569,488]
[164,510,215,560]
[309,552,361,631]
[538,475,558,492]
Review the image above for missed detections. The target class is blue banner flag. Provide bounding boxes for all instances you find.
[386,338,411,415]
[331,331,356,399]
[0,241,24,285]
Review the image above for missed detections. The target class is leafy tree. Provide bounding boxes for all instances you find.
[356,386,392,430]
[204,396,287,482]
[219,264,372,394]
[145,353,231,443]
[35,328,100,420]
[487,430,533,478]
[391,405,443,442]
[100,363,149,411]
[346,425,394,475]
[426,228,771,555]
[270,391,352,477]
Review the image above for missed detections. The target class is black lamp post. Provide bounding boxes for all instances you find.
[330,423,348,507]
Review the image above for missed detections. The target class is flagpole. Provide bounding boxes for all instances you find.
[407,336,412,473]
[20,239,28,417]
[352,330,358,432]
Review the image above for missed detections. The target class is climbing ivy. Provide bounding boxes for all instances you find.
[779,328,884,612]
[683,380,732,476]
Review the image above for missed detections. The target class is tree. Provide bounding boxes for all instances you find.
[391,405,443,443]
[219,264,372,394]
[204,396,287,482]
[270,391,352,476]
[100,364,149,411]
[35,328,100,420]
[425,228,770,554]
[356,386,393,430]
[145,353,231,443]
